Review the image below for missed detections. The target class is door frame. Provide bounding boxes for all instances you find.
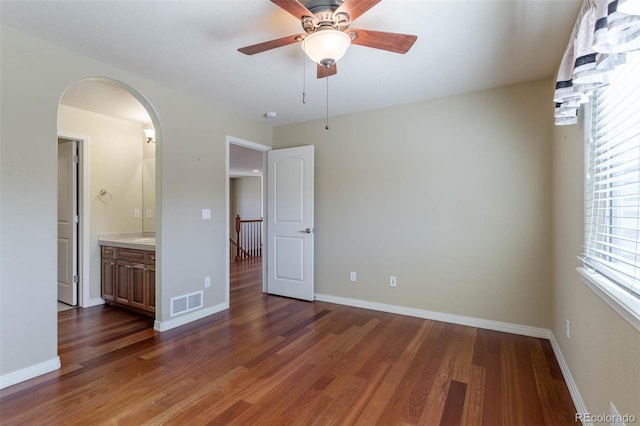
[58,132,90,307]
[225,135,270,304]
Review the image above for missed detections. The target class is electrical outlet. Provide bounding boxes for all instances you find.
[202,209,212,220]
[350,272,357,282]
[566,319,571,339]
[390,276,397,287]
[204,276,211,288]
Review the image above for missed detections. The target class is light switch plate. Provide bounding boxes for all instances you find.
[202,209,212,220]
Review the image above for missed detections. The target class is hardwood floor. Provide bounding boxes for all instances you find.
[0,260,578,425]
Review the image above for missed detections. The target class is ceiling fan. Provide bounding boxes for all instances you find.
[238,0,417,79]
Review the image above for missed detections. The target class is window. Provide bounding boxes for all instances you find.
[581,50,640,329]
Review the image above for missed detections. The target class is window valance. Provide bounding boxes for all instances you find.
[554,0,640,125]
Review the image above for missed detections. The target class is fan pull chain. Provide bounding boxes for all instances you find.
[302,51,307,104]
[325,75,330,130]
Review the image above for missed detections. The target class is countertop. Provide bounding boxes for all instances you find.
[98,233,156,251]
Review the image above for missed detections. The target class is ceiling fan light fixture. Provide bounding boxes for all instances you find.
[301,29,351,67]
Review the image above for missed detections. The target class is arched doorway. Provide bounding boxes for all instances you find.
[57,78,160,316]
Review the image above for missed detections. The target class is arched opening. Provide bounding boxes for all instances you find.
[56,77,160,324]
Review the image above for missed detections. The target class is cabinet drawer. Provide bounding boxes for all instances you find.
[116,248,146,262]
[102,246,116,259]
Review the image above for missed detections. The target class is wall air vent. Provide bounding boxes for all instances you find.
[170,291,203,317]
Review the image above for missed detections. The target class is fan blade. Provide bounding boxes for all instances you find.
[349,29,417,54]
[271,0,314,20]
[238,34,304,55]
[317,63,337,79]
[334,0,381,23]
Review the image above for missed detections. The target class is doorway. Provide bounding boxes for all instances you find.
[226,139,316,304]
[57,78,160,315]
[57,138,79,307]
[227,137,269,302]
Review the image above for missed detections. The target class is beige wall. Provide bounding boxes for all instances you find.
[274,79,554,328]
[0,25,271,379]
[58,104,146,301]
[232,176,262,220]
[552,116,640,418]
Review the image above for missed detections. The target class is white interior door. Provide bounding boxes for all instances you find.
[267,145,314,301]
[58,139,78,305]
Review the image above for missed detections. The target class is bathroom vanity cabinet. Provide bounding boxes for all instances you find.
[101,245,155,315]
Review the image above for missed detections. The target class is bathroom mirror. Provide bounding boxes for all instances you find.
[142,156,156,233]
[142,124,156,233]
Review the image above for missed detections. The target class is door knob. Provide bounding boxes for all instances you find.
[300,228,312,234]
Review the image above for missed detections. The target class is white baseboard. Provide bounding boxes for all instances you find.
[0,357,61,390]
[549,333,589,425]
[314,293,551,338]
[154,302,228,332]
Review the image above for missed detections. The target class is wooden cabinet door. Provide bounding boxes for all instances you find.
[115,261,131,304]
[101,246,155,315]
[129,263,146,311]
[101,259,116,301]
[145,265,156,312]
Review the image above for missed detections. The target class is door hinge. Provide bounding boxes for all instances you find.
[73,215,79,224]
[73,275,79,284]
[73,154,79,164]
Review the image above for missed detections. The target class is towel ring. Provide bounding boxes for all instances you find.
[99,189,113,203]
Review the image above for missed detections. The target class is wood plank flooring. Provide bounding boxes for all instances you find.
[0,260,578,425]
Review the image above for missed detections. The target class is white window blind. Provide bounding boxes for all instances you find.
[584,50,640,301]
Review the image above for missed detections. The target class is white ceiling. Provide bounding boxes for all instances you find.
[229,143,265,177]
[1,0,581,127]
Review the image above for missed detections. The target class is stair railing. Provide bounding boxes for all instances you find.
[234,215,263,261]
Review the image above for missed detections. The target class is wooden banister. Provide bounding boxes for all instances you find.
[234,215,263,261]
